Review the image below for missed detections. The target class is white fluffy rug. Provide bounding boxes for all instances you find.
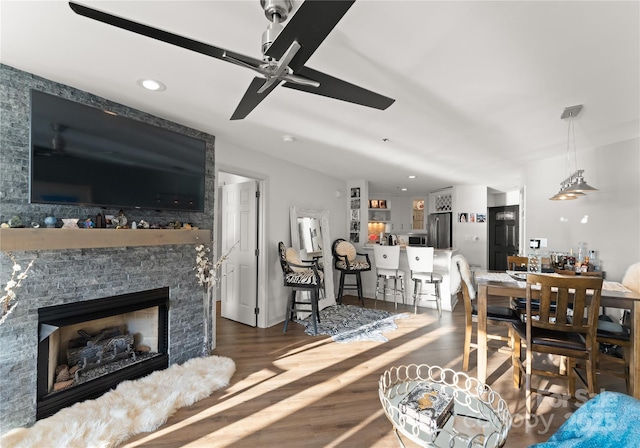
[1,355,235,448]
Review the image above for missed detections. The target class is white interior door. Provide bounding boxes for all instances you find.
[221,180,258,326]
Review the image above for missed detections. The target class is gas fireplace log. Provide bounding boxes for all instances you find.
[67,332,134,368]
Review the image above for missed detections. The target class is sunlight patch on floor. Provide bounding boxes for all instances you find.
[126,310,468,447]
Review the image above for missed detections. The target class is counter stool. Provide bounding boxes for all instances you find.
[373,245,406,309]
[406,246,443,317]
[332,239,371,306]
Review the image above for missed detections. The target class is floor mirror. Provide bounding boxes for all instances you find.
[289,206,336,309]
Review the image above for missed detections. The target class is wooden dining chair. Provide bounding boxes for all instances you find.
[451,255,522,376]
[506,255,529,271]
[592,316,631,391]
[511,273,603,419]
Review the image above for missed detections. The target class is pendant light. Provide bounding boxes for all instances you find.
[549,105,597,201]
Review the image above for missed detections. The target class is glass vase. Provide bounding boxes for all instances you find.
[201,288,212,357]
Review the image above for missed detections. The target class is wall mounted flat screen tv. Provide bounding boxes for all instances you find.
[30,90,206,212]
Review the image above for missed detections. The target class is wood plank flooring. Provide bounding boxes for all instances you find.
[122,295,627,448]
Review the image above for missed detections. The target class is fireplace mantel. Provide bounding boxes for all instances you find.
[0,228,211,251]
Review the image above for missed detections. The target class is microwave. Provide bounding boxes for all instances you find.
[408,235,428,246]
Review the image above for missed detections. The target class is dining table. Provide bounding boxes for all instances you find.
[474,271,640,399]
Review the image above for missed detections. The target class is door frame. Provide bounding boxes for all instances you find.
[215,167,267,329]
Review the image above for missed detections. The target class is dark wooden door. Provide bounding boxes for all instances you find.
[488,205,520,270]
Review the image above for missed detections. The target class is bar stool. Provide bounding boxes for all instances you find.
[406,246,443,316]
[373,245,405,309]
[332,238,371,306]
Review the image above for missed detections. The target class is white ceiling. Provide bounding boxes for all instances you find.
[1,0,638,196]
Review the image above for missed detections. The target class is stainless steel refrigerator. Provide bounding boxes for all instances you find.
[428,213,452,249]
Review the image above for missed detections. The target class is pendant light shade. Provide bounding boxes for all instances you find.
[549,105,598,201]
[562,172,598,193]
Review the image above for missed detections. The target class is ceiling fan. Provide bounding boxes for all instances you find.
[68,0,395,120]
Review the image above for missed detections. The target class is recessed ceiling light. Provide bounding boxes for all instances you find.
[401,188,408,191]
[137,78,166,91]
[282,135,295,142]
[408,175,416,179]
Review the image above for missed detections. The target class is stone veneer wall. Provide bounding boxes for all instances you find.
[0,64,215,433]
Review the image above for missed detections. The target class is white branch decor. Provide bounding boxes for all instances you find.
[193,241,239,355]
[1,253,34,326]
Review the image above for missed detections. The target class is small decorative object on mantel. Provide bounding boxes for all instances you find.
[138,220,150,229]
[111,210,128,228]
[95,213,105,228]
[8,216,24,228]
[44,216,57,228]
[61,218,79,229]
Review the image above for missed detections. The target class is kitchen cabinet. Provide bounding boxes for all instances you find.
[429,189,453,214]
[390,197,412,231]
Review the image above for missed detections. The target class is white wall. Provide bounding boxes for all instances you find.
[453,185,488,269]
[216,138,347,328]
[523,138,640,281]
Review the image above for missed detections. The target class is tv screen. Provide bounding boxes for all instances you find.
[29,90,206,212]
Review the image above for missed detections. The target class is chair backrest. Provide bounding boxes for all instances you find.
[622,262,640,293]
[332,239,356,262]
[373,245,400,270]
[452,254,475,326]
[526,273,603,337]
[406,246,435,273]
[507,255,529,271]
[278,242,293,274]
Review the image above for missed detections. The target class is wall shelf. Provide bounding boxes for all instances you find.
[0,228,211,251]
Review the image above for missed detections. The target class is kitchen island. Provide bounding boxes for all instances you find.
[359,245,459,312]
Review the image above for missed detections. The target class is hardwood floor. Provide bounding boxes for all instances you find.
[122,295,627,448]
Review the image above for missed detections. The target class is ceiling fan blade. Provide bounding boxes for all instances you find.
[281,73,320,88]
[257,77,280,94]
[222,52,267,75]
[272,41,301,78]
[68,2,263,68]
[264,0,355,72]
[231,77,281,120]
[283,66,395,110]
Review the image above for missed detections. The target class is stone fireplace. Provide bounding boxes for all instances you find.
[36,288,170,419]
[0,64,216,434]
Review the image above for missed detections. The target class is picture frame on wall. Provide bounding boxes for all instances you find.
[477,213,486,223]
[350,187,360,198]
[458,212,468,223]
[350,221,360,231]
[350,198,360,209]
[351,209,360,221]
[350,233,359,243]
[469,213,476,223]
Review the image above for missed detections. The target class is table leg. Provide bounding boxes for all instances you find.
[632,301,639,399]
[477,284,488,383]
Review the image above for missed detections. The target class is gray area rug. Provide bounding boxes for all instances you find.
[296,304,409,343]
